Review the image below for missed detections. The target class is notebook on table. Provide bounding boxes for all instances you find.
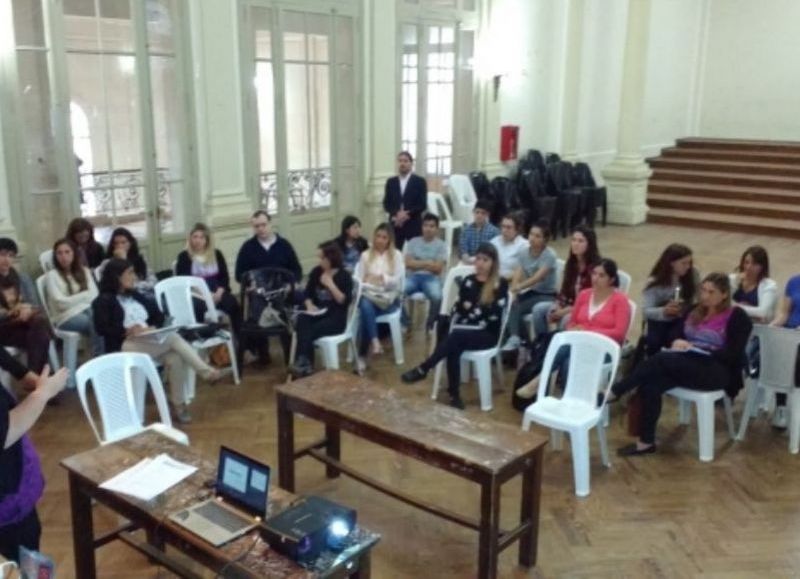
[169,446,270,547]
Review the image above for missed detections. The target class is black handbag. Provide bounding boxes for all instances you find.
[511,332,556,412]
[178,322,224,342]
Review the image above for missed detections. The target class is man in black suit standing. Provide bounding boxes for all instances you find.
[383,151,428,250]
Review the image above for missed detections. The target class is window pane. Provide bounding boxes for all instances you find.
[253,7,272,60]
[335,64,356,166]
[255,62,277,174]
[12,0,45,46]
[63,0,99,51]
[150,55,183,178]
[100,0,135,53]
[309,64,330,168]
[15,50,60,192]
[306,13,329,63]
[284,63,309,170]
[146,0,176,54]
[67,53,110,183]
[282,11,305,60]
[103,55,142,171]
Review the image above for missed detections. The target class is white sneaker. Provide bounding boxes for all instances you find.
[502,335,521,352]
[772,406,788,429]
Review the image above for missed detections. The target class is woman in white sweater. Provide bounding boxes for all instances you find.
[46,239,103,356]
[729,245,777,323]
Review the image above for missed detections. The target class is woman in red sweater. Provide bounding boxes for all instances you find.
[515,258,631,398]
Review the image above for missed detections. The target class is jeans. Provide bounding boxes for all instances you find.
[0,509,40,562]
[530,301,570,338]
[59,309,104,356]
[358,298,400,355]
[507,292,555,339]
[402,272,442,329]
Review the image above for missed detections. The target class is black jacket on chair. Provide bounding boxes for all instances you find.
[383,173,428,245]
[92,291,165,353]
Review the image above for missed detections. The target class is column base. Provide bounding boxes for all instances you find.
[601,156,652,225]
[204,189,254,227]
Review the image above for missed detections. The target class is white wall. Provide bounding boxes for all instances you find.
[697,0,800,140]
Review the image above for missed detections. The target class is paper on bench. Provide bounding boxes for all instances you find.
[100,453,197,501]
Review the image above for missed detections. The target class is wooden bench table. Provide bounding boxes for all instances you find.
[277,370,548,579]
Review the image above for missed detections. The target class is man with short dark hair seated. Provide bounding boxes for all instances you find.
[234,210,303,283]
[459,199,499,264]
[402,213,447,332]
[0,238,52,378]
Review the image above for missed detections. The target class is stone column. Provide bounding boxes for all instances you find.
[0,106,18,240]
[560,0,585,162]
[188,0,253,227]
[601,0,653,225]
[476,0,504,178]
[362,0,398,231]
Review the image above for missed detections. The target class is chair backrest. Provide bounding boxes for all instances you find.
[344,278,363,336]
[752,324,800,391]
[39,249,54,273]
[537,331,621,405]
[626,298,638,340]
[447,174,477,223]
[154,276,218,325]
[76,352,172,445]
[34,275,57,331]
[428,191,455,223]
[617,269,632,294]
[439,264,475,315]
[555,258,566,290]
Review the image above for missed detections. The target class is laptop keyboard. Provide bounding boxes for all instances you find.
[195,501,252,533]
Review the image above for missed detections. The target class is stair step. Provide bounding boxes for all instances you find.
[647,193,800,220]
[676,137,800,154]
[650,168,800,191]
[649,157,800,178]
[648,180,800,204]
[647,208,800,239]
[659,147,800,165]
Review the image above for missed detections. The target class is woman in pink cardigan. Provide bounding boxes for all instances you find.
[515,258,631,399]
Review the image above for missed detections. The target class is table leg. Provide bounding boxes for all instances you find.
[325,424,341,479]
[477,477,501,579]
[277,392,296,492]
[69,472,96,579]
[518,448,544,567]
[351,550,371,578]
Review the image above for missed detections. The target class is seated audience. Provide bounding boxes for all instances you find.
[530,225,600,338]
[459,199,499,264]
[290,242,354,378]
[608,272,752,456]
[175,223,242,365]
[515,258,631,399]
[0,352,67,562]
[768,270,800,428]
[402,213,447,332]
[92,259,219,424]
[235,210,302,283]
[0,238,51,374]
[99,227,157,293]
[355,224,404,374]
[65,217,105,269]
[401,243,509,409]
[502,220,558,351]
[334,215,369,273]
[642,244,698,355]
[730,245,776,323]
[45,239,103,357]
[490,213,528,279]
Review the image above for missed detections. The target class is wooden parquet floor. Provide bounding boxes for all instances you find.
[28,224,800,578]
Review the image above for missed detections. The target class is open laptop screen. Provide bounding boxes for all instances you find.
[216,446,270,518]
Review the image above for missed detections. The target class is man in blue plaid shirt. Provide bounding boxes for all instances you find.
[459,199,500,264]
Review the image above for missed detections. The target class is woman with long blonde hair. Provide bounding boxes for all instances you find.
[355,223,404,373]
[402,243,509,409]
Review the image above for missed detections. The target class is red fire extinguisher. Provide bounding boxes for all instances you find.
[500,125,519,162]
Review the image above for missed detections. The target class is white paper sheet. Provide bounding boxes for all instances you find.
[100,453,197,501]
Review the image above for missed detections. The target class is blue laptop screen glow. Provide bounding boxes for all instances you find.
[216,447,270,517]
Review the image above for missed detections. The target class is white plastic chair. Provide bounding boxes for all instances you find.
[665,387,735,462]
[313,278,362,370]
[618,269,632,294]
[427,192,462,253]
[446,175,477,224]
[154,276,240,385]
[36,275,82,388]
[76,352,189,445]
[39,249,54,273]
[522,332,621,497]
[737,324,800,453]
[524,258,565,339]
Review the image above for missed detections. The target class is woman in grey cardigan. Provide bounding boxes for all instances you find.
[642,244,699,355]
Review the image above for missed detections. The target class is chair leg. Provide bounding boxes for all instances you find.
[388,318,404,365]
[460,358,470,383]
[737,382,760,440]
[493,355,504,388]
[64,337,79,389]
[227,340,241,385]
[551,429,563,451]
[789,390,800,454]
[475,359,493,411]
[322,343,340,370]
[723,396,735,440]
[596,424,611,468]
[431,361,443,400]
[570,429,591,497]
[48,341,60,372]
[696,399,715,462]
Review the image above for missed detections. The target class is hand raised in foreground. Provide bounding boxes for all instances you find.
[32,365,68,402]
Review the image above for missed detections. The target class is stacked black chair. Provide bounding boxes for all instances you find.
[489,176,515,224]
[519,149,546,175]
[545,152,561,165]
[518,169,557,232]
[469,171,491,201]
[546,161,583,239]
[572,162,607,227]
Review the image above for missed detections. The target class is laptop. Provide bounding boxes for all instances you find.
[169,446,270,547]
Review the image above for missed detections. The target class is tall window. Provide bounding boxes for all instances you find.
[248,4,357,221]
